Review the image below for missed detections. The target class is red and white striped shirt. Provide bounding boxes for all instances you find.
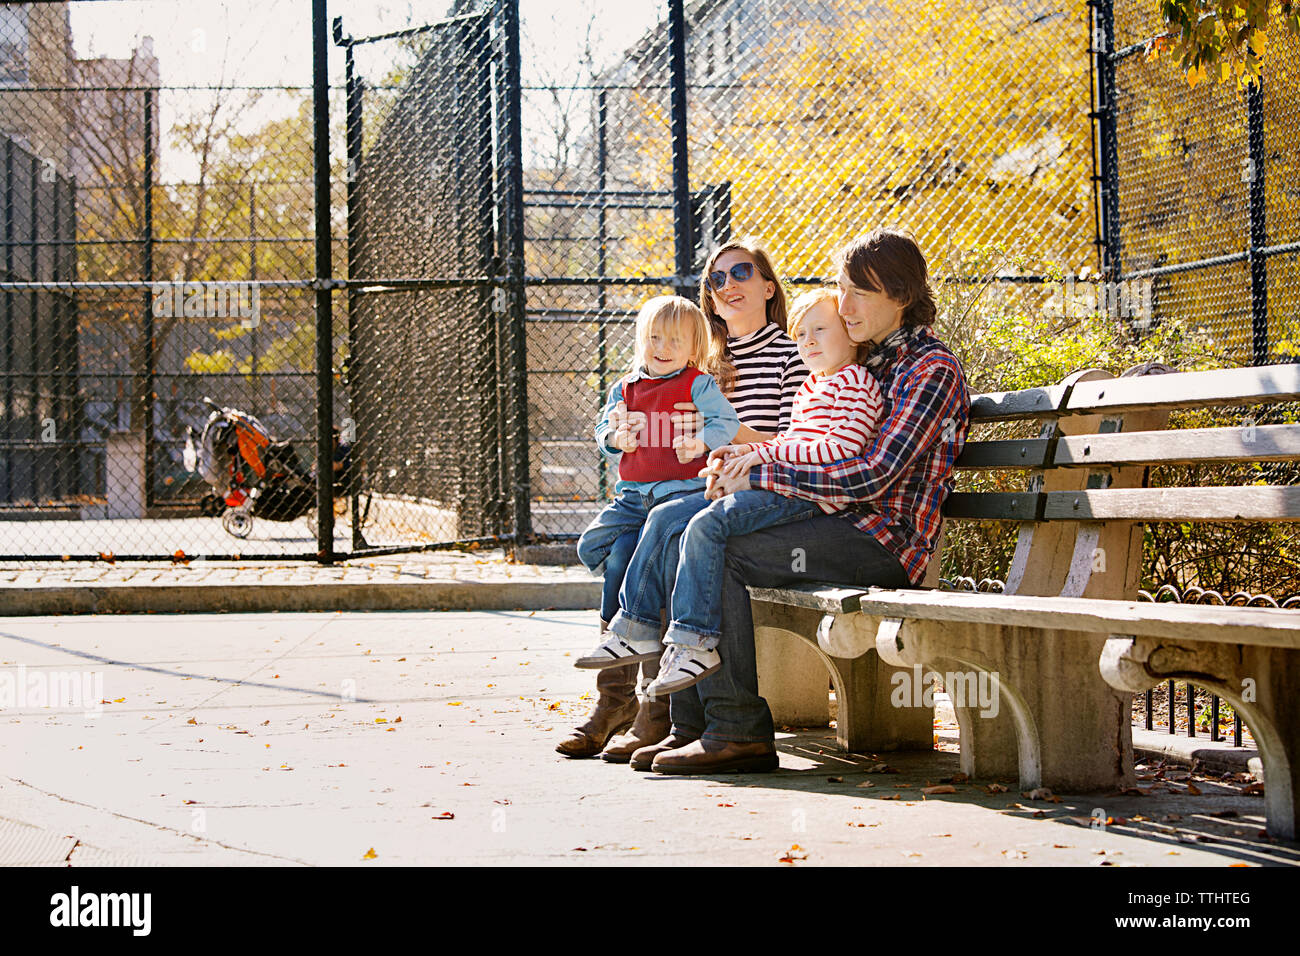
[751,363,883,512]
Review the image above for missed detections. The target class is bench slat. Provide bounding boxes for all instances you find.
[1053,424,1300,467]
[853,588,1300,649]
[1065,365,1300,414]
[943,492,1043,521]
[970,386,1067,422]
[955,438,1053,470]
[748,584,868,614]
[1043,485,1300,521]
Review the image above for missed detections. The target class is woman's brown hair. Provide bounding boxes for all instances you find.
[836,227,937,327]
[698,238,789,393]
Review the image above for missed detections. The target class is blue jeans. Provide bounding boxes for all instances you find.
[666,490,820,650]
[606,491,713,645]
[577,488,697,623]
[668,513,911,744]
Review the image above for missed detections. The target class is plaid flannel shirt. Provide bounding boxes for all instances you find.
[752,326,970,585]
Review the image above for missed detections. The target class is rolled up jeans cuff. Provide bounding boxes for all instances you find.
[607,609,662,646]
[664,622,720,652]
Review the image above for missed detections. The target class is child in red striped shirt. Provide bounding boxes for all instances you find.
[645,288,886,697]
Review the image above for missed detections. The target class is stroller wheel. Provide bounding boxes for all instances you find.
[222,508,253,538]
[199,492,223,517]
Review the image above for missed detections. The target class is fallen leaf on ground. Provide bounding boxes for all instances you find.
[433,812,454,820]
[362,848,377,860]
[778,844,807,864]
[922,784,957,795]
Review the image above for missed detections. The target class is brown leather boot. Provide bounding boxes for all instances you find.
[599,648,671,763]
[556,622,638,758]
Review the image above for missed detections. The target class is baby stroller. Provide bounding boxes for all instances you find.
[184,398,317,538]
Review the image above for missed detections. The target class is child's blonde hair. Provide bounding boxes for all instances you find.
[788,287,869,364]
[632,295,720,377]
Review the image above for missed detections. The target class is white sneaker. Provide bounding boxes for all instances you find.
[574,633,662,670]
[645,644,722,697]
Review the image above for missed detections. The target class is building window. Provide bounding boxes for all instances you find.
[0,4,30,86]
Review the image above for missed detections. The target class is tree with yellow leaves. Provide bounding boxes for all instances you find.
[1157,0,1299,86]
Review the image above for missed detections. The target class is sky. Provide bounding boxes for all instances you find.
[67,0,665,180]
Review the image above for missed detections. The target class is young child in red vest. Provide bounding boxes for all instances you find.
[575,295,740,664]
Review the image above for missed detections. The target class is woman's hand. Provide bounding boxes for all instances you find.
[609,401,646,453]
[673,435,707,463]
[706,443,751,468]
[721,450,762,479]
[612,423,640,453]
[670,402,700,441]
[706,462,753,500]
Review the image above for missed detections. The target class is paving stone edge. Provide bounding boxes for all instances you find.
[0,580,602,615]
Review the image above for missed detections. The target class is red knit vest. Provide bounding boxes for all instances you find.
[619,366,707,482]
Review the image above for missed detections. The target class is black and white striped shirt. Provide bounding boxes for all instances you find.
[726,321,808,435]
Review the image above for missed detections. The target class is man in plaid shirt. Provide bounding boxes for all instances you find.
[637,229,971,775]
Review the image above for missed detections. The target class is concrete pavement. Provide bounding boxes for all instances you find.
[0,608,1292,866]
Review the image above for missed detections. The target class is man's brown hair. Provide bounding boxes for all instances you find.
[836,227,937,327]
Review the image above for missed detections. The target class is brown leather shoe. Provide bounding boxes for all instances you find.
[629,733,699,772]
[556,627,639,758]
[650,737,779,775]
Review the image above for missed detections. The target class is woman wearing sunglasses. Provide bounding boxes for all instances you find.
[556,238,809,761]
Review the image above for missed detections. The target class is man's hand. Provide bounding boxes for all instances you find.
[673,434,707,463]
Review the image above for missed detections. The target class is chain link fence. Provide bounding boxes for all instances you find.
[1,0,330,558]
[0,0,1297,590]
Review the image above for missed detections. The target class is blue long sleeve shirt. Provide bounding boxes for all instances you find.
[596,365,740,498]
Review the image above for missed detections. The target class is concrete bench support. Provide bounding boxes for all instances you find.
[878,617,1134,791]
[1102,635,1300,840]
[752,600,932,752]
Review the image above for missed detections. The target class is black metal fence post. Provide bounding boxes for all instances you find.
[248,182,259,409]
[339,17,365,551]
[596,87,608,503]
[312,0,335,562]
[2,139,11,504]
[1246,80,1269,366]
[668,0,692,298]
[1091,0,1121,284]
[499,0,531,540]
[142,87,155,511]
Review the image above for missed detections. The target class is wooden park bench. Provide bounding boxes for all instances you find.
[749,363,1300,839]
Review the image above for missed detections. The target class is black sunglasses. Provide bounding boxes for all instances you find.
[707,261,756,291]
